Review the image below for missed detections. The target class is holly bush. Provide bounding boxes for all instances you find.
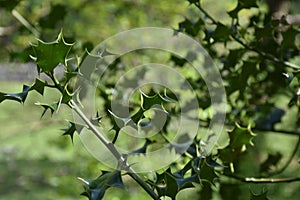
[0,0,300,199]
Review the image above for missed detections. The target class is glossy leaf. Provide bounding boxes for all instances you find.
[31,31,73,73]
[0,85,30,103]
[35,102,58,117]
[79,171,125,200]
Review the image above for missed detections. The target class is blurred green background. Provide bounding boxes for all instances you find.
[1,0,300,199]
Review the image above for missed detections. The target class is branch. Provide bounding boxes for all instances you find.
[253,128,300,137]
[224,173,300,183]
[69,100,159,200]
[11,9,40,37]
[193,1,300,70]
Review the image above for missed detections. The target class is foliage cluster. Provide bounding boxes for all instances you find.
[0,0,300,199]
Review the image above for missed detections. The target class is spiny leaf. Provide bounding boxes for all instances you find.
[29,78,45,95]
[0,85,30,103]
[62,121,84,143]
[155,171,178,199]
[0,79,46,104]
[228,123,256,149]
[218,123,256,163]
[79,171,125,200]
[199,160,219,186]
[211,23,233,43]
[35,102,58,117]
[31,31,73,73]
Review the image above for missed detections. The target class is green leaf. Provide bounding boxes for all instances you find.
[155,171,178,199]
[228,123,255,149]
[228,0,258,18]
[177,18,203,37]
[0,85,30,103]
[35,102,59,117]
[29,78,45,95]
[250,190,269,200]
[212,23,233,43]
[79,171,125,200]
[62,121,84,143]
[199,160,219,185]
[219,123,256,163]
[31,31,73,73]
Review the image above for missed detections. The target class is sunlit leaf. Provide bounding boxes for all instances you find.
[31,31,73,73]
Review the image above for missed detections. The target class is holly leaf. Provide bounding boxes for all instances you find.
[212,23,233,43]
[228,123,256,149]
[62,121,84,143]
[35,102,59,118]
[79,171,125,200]
[155,171,178,200]
[199,160,219,185]
[29,78,45,95]
[219,123,256,163]
[0,85,30,103]
[31,31,73,73]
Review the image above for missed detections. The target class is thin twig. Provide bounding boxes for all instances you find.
[254,128,300,137]
[193,1,300,70]
[69,100,159,200]
[12,9,40,37]
[224,173,300,183]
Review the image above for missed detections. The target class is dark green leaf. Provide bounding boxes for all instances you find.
[0,85,30,103]
[62,121,84,142]
[31,31,73,73]
[199,160,219,185]
[29,78,45,95]
[219,124,256,163]
[155,171,178,199]
[79,171,125,200]
[212,23,233,43]
[35,102,58,117]
[228,123,255,149]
